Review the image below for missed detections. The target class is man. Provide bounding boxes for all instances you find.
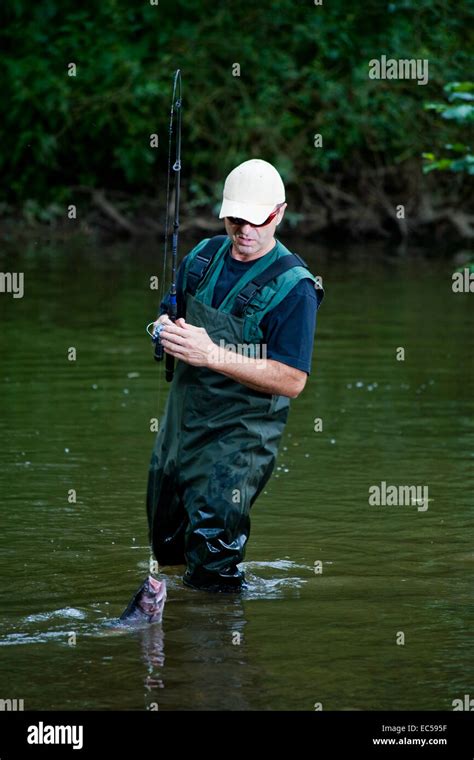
[147,159,324,593]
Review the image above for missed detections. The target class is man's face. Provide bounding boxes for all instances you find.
[224,203,287,258]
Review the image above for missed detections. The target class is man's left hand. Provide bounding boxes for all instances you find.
[160,318,217,367]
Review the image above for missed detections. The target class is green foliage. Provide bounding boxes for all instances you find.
[1,0,472,204]
[423,82,474,174]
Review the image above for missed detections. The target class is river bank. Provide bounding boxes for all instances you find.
[1,164,472,247]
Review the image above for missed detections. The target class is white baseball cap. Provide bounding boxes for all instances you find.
[219,159,286,225]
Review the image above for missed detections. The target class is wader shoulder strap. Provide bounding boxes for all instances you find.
[231,253,312,318]
[185,235,228,297]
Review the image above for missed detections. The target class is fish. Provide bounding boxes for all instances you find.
[119,575,167,624]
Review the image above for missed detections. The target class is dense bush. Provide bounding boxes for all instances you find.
[1,0,471,208]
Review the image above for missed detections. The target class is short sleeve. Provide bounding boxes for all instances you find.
[259,278,319,374]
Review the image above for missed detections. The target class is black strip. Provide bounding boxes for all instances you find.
[231,254,309,318]
[185,235,228,296]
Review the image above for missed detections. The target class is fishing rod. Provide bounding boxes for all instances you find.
[147,69,182,383]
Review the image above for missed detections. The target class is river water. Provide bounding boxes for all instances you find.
[0,236,472,710]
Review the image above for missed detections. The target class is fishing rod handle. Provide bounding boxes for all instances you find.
[165,352,174,382]
[153,341,164,362]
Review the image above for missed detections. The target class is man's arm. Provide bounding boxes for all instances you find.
[207,348,307,398]
[158,316,307,398]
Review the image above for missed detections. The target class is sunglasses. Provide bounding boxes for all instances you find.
[227,203,284,228]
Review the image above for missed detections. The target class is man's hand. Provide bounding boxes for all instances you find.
[159,318,217,367]
[151,313,173,330]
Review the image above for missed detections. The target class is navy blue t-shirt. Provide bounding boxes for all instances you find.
[161,241,319,374]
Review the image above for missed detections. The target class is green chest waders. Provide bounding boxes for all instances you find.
[146,236,324,592]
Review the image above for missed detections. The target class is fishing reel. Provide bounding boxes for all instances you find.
[146,321,165,361]
[146,320,175,382]
[150,322,165,359]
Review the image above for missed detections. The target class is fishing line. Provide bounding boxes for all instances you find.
[146,69,182,575]
[148,69,181,372]
[161,69,181,334]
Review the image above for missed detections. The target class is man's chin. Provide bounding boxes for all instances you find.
[236,239,256,251]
